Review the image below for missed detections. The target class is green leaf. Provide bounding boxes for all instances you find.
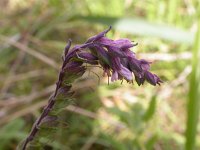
[145,135,158,150]
[185,12,200,150]
[37,126,58,138]
[143,95,157,122]
[0,119,25,150]
[39,115,59,128]
[50,98,74,115]
[25,142,44,150]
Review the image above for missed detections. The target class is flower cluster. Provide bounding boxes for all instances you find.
[64,26,162,86]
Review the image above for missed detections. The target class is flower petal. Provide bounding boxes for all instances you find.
[118,65,133,81]
[93,44,111,66]
[140,59,151,70]
[133,71,145,86]
[113,38,134,49]
[111,71,118,82]
[128,57,142,72]
[145,71,157,86]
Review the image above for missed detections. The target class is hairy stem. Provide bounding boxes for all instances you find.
[22,77,59,149]
[21,41,71,150]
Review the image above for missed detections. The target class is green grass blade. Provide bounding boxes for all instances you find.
[143,95,157,122]
[79,16,194,44]
[185,12,200,150]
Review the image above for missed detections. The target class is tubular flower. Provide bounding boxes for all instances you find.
[64,26,162,86]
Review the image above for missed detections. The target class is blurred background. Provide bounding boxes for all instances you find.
[0,0,199,150]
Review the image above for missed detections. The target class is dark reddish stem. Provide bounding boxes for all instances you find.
[22,40,71,150]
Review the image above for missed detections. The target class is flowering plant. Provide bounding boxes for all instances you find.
[20,26,162,150]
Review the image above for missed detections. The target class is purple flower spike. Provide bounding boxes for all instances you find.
[22,26,163,150]
[63,26,162,86]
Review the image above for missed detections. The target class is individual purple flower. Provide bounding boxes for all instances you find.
[145,71,162,86]
[110,57,133,82]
